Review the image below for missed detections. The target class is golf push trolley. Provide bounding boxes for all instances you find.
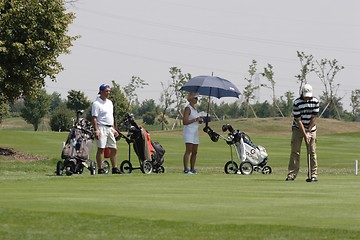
[203,124,272,175]
[56,110,110,176]
[118,113,165,174]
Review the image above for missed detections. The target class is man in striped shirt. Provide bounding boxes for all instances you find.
[286,84,320,182]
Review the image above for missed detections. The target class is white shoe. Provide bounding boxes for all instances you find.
[183,169,193,174]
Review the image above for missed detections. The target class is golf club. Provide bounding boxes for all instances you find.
[306,132,312,182]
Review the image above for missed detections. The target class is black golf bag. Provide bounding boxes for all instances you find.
[118,113,165,174]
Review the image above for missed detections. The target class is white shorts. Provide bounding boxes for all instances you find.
[183,126,199,144]
[96,125,117,149]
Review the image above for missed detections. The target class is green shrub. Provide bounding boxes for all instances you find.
[142,112,156,125]
[50,107,74,131]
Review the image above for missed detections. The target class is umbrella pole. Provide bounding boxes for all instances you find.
[206,94,211,128]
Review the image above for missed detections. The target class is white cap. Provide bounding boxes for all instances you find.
[302,84,313,97]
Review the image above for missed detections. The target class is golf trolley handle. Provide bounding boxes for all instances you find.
[124,113,140,129]
[81,127,93,136]
[76,109,84,118]
[73,124,95,139]
[114,129,133,161]
[119,113,142,137]
[115,129,132,143]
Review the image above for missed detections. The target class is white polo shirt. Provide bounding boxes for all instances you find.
[91,97,114,126]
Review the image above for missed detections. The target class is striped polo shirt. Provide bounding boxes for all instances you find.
[292,96,320,132]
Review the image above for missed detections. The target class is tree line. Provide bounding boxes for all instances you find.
[4,63,360,132]
[1,1,359,131]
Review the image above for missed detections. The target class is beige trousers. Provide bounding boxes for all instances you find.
[287,128,317,179]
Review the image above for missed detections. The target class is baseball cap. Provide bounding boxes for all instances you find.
[302,84,313,98]
[98,84,110,94]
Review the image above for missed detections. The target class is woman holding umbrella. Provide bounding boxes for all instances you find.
[182,92,203,174]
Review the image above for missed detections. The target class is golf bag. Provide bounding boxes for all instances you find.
[56,110,96,176]
[204,124,272,175]
[119,113,165,174]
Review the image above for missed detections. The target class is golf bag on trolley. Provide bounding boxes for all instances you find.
[203,124,272,175]
[56,110,97,176]
[118,113,165,174]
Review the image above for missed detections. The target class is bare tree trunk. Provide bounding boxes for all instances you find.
[274,101,284,117]
[249,104,258,118]
[319,102,330,118]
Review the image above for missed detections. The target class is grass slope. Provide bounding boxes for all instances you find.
[1,118,360,239]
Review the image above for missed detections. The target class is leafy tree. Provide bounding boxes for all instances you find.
[295,51,314,93]
[122,76,148,111]
[8,98,24,117]
[252,101,273,118]
[277,91,295,117]
[142,112,156,125]
[0,0,78,103]
[50,92,64,113]
[212,102,227,119]
[138,99,157,117]
[157,114,169,125]
[169,67,191,122]
[294,51,345,120]
[243,60,259,118]
[50,105,74,132]
[350,89,360,120]
[319,93,344,119]
[159,67,190,130]
[261,64,284,117]
[196,97,208,113]
[129,101,140,117]
[226,102,241,119]
[66,90,91,112]
[20,89,51,131]
[159,81,174,130]
[212,101,240,120]
[0,95,9,124]
[314,58,344,119]
[108,80,129,127]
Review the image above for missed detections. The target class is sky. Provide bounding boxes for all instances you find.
[45,0,360,111]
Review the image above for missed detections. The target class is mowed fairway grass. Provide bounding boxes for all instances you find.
[1,118,360,239]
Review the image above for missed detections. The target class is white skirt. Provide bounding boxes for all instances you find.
[183,124,199,144]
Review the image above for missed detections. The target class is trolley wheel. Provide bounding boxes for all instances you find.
[154,165,165,174]
[261,166,272,174]
[157,166,165,173]
[224,161,238,174]
[239,161,254,175]
[103,160,110,174]
[120,160,132,174]
[77,165,84,174]
[89,160,96,175]
[65,166,73,176]
[141,160,153,174]
[56,161,63,176]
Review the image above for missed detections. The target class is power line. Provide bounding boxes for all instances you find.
[74,23,299,64]
[78,7,360,54]
[76,43,244,75]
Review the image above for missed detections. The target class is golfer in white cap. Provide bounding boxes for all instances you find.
[286,84,320,182]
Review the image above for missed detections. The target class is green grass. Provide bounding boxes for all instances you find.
[1,174,360,239]
[1,120,360,239]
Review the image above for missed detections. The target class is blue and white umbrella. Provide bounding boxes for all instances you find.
[180,75,240,99]
[180,75,241,127]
